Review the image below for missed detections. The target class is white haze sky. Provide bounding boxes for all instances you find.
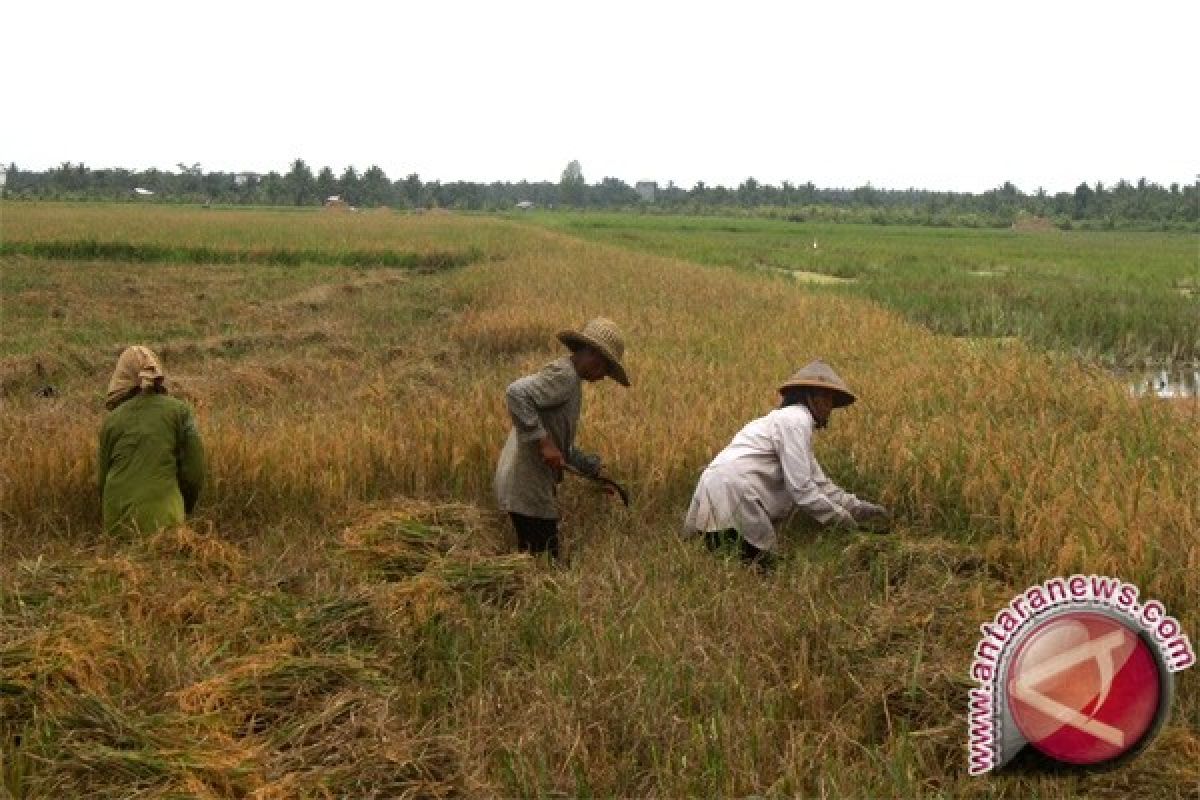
[3,0,1197,193]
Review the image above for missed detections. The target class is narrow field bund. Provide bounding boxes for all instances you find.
[0,239,483,270]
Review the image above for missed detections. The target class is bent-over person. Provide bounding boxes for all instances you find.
[495,318,630,559]
[98,346,205,535]
[684,359,888,567]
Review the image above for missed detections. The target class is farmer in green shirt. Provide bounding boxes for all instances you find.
[98,346,205,534]
[495,318,630,559]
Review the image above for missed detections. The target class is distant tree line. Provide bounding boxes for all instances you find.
[4,160,1196,231]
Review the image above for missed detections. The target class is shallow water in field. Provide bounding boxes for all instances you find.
[1127,367,1200,398]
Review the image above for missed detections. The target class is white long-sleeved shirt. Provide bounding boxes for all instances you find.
[683,404,863,551]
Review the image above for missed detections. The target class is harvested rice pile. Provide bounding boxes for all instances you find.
[1,501,532,797]
[341,500,533,598]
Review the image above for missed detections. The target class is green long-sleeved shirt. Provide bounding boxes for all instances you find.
[97,393,205,534]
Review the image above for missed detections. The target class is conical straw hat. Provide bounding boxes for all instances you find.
[557,317,630,387]
[777,359,856,407]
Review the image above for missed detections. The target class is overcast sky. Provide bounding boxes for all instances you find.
[4,0,1197,193]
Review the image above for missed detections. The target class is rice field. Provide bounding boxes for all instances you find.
[1,203,1197,797]
[528,211,1200,368]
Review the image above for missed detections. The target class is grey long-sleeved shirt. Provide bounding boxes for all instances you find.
[494,356,600,519]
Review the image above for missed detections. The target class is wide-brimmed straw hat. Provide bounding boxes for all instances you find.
[777,359,856,407]
[557,317,630,387]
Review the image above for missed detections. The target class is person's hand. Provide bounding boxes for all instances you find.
[539,437,566,471]
[826,508,857,529]
[854,502,892,534]
[853,502,890,523]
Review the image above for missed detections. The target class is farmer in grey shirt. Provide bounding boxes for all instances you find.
[495,318,630,559]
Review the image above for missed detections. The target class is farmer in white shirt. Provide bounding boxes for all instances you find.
[683,360,889,566]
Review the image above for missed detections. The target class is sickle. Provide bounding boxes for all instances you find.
[564,465,631,508]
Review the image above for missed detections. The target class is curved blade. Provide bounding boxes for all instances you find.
[565,465,631,508]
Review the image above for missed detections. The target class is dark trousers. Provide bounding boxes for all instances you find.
[704,529,773,571]
[510,513,560,560]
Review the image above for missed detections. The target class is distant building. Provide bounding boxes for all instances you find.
[233,172,259,187]
[635,181,657,202]
[133,187,155,196]
[515,200,535,210]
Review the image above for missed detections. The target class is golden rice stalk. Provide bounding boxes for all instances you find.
[0,614,142,703]
[251,695,462,799]
[173,640,298,715]
[139,524,247,578]
[371,575,465,634]
[175,643,379,726]
[298,590,388,651]
[429,553,534,601]
[33,693,260,798]
[341,501,502,579]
